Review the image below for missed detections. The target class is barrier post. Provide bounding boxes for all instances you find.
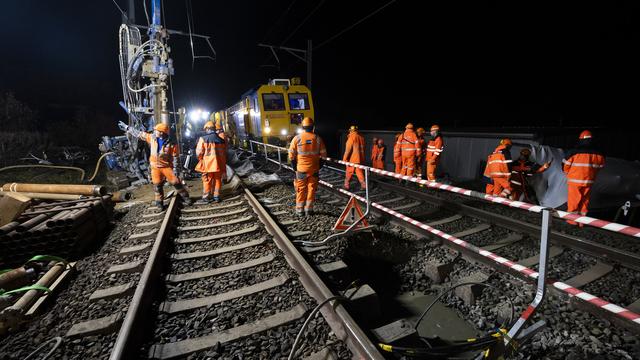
[504,208,550,349]
[249,140,254,155]
[277,148,282,170]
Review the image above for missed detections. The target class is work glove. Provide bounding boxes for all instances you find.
[117,121,129,131]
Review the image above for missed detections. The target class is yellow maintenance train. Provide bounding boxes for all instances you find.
[214,77,314,146]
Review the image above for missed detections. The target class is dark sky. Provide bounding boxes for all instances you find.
[2,0,640,140]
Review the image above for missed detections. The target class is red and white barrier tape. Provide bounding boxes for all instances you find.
[318,179,640,326]
[323,157,640,238]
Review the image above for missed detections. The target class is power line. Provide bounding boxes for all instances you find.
[111,0,127,20]
[261,0,300,44]
[314,0,398,50]
[279,0,326,46]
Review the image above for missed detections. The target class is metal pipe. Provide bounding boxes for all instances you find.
[0,267,35,292]
[31,197,101,209]
[3,262,66,314]
[1,183,105,196]
[111,191,132,202]
[0,222,20,235]
[23,204,92,217]
[0,192,84,201]
[16,214,51,233]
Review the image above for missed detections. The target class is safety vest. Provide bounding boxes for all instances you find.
[484,145,512,178]
[374,145,385,160]
[143,133,178,168]
[195,133,226,173]
[288,131,327,172]
[562,148,605,186]
[400,129,420,156]
[426,135,444,161]
[343,132,365,163]
[510,160,545,187]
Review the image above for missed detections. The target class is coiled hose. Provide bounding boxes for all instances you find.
[0,152,113,184]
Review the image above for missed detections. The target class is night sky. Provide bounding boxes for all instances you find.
[2,1,640,151]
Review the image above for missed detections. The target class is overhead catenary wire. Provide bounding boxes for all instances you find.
[314,0,398,50]
[279,0,327,46]
[110,0,128,20]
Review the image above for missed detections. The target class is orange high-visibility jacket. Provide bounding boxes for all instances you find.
[374,145,385,161]
[195,133,227,173]
[426,135,444,161]
[484,145,512,178]
[289,131,327,172]
[343,132,365,164]
[400,129,421,157]
[393,135,402,162]
[142,133,178,168]
[562,147,605,186]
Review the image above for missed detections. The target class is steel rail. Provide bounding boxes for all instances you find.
[110,196,179,360]
[243,188,384,359]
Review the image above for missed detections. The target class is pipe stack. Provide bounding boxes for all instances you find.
[0,196,113,268]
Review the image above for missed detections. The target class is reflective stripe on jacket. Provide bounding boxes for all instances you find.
[426,135,444,161]
[142,133,178,168]
[289,131,327,172]
[483,145,512,178]
[393,137,402,162]
[563,148,605,186]
[343,132,365,163]
[195,132,226,173]
[400,129,421,156]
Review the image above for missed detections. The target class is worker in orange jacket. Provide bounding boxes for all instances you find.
[195,121,227,203]
[510,148,550,203]
[426,125,444,182]
[393,133,403,173]
[343,125,366,190]
[415,128,427,179]
[118,121,192,210]
[371,139,386,170]
[483,138,513,198]
[562,130,605,225]
[400,123,421,177]
[289,117,327,216]
[371,137,378,167]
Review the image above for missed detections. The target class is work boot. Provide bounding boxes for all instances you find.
[213,196,221,203]
[181,195,193,206]
[154,200,164,211]
[295,209,304,217]
[305,209,314,216]
[196,197,211,205]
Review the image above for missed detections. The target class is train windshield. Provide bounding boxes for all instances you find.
[288,93,310,110]
[262,93,285,111]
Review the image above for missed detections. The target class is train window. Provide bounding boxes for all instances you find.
[288,93,310,110]
[262,93,285,111]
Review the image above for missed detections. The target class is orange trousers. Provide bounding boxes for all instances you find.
[151,167,179,185]
[372,160,384,170]
[395,161,402,174]
[202,172,223,198]
[415,158,425,179]
[491,177,512,198]
[345,166,365,189]
[486,183,494,194]
[426,159,438,181]
[401,156,416,176]
[567,185,592,224]
[295,171,319,211]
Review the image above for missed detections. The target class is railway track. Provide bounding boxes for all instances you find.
[58,186,380,359]
[243,148,640,359]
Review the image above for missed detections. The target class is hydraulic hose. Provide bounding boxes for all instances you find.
[86,152,114,182]
[0,152,113,184]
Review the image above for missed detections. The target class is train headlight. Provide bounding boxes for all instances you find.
[296,128,303,134]
[281,129,288,136]
[264,127,271,134]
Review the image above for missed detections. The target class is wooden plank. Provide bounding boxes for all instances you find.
[26,262,76,317]
[0,192,31,226]
[160,274,289,314]
[148,304,307,360]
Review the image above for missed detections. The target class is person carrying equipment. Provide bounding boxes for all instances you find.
[289,117,327,216]
[372,139,386,170]
[483,138,513,198]
[118,121,192,210]
[562,130,605,225]
[343,125,366,190]
[195,121,227,203]
[426,124,444,182]
[393,133,403,173]
[510,148,550,203]
[400,123,421,177]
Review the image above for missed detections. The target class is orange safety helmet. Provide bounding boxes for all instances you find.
[302,117,314,127]
[579,130,592,139]
[520,148,531,157]
[405,123,414,129]
[349,125,358,132]
[430,124,440,132]
[154,123,170,134]
[203,121,215,130]
[500,138,512,146]
[416,127,425,135]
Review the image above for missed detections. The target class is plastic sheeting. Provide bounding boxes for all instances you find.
[526,145,640,210]
[243,172,281,190]
[234,160,255,177]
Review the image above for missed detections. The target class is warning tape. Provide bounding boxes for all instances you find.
[318,179,640,327]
